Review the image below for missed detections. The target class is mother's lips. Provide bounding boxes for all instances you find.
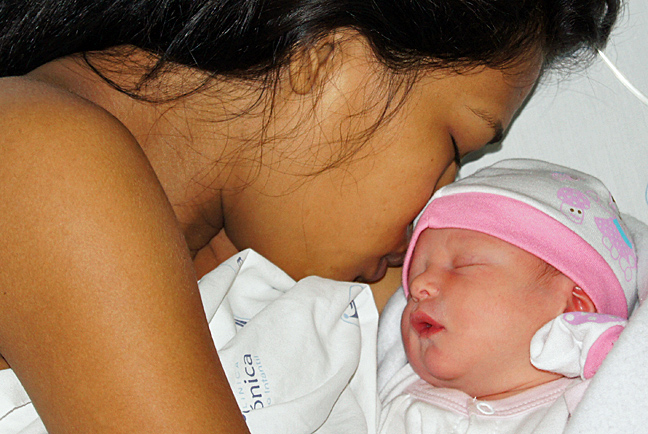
[410,310,444,337]
[366,257,389,282]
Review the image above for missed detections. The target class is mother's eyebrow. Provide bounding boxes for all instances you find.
[468,107,504,144]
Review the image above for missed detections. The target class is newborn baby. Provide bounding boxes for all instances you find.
[380,159,637,434]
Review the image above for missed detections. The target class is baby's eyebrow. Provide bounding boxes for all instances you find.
[467,107,504,145]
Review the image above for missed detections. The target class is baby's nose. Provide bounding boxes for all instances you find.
[409,272,439,302]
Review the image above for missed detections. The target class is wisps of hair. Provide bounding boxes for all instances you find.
[1,0,620,80]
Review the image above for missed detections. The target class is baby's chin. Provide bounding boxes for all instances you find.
[410,361,563,401]
[468,372,565,401]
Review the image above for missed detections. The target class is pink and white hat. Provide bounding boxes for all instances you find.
[402,159,638,318]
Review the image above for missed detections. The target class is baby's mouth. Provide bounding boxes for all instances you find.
[410,311,444,337]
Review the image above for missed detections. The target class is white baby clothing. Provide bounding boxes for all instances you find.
[530,312,627,379]
[379,364,589,434]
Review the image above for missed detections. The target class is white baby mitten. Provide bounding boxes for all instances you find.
[530,312,626,379]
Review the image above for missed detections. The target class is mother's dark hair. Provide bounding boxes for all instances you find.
[0,0,620,80]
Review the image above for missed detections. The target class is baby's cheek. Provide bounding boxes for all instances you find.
[400,323,415,354]
[400,325,411,349]
[402,338,420,371]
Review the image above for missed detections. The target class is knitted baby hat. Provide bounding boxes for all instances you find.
[402,159,638,318]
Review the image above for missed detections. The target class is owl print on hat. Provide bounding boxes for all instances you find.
[557,187,590,224]
[554,175,637,283]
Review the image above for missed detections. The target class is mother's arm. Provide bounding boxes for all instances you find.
[0,81,250,433]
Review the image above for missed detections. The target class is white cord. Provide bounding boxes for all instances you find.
[598,49,648,107]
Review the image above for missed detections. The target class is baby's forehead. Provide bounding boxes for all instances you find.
[413,227,549,266]
[414,227,514,251]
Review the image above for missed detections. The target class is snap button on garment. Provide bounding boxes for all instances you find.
[475,401,495,415]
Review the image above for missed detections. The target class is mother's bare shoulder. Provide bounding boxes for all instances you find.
[0,76,241,432]
[0,75,139,156]
[0,75,163,240]
[0,75,167,253]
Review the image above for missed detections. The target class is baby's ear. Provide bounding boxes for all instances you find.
[566,286,597,313]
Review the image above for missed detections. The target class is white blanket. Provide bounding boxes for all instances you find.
[200,249,379,434]
[0,249,380,434]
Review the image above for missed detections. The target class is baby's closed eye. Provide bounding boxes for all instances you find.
[452,256,487,269]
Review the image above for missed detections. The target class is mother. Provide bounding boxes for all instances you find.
[0,1,618,433]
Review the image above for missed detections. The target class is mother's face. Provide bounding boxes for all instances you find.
[222,38,541,283]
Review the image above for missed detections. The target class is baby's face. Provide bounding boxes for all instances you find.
[402,228,571,399]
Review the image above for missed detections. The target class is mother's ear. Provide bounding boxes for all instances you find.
[566,286,597,313]
[289,38,335,95]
